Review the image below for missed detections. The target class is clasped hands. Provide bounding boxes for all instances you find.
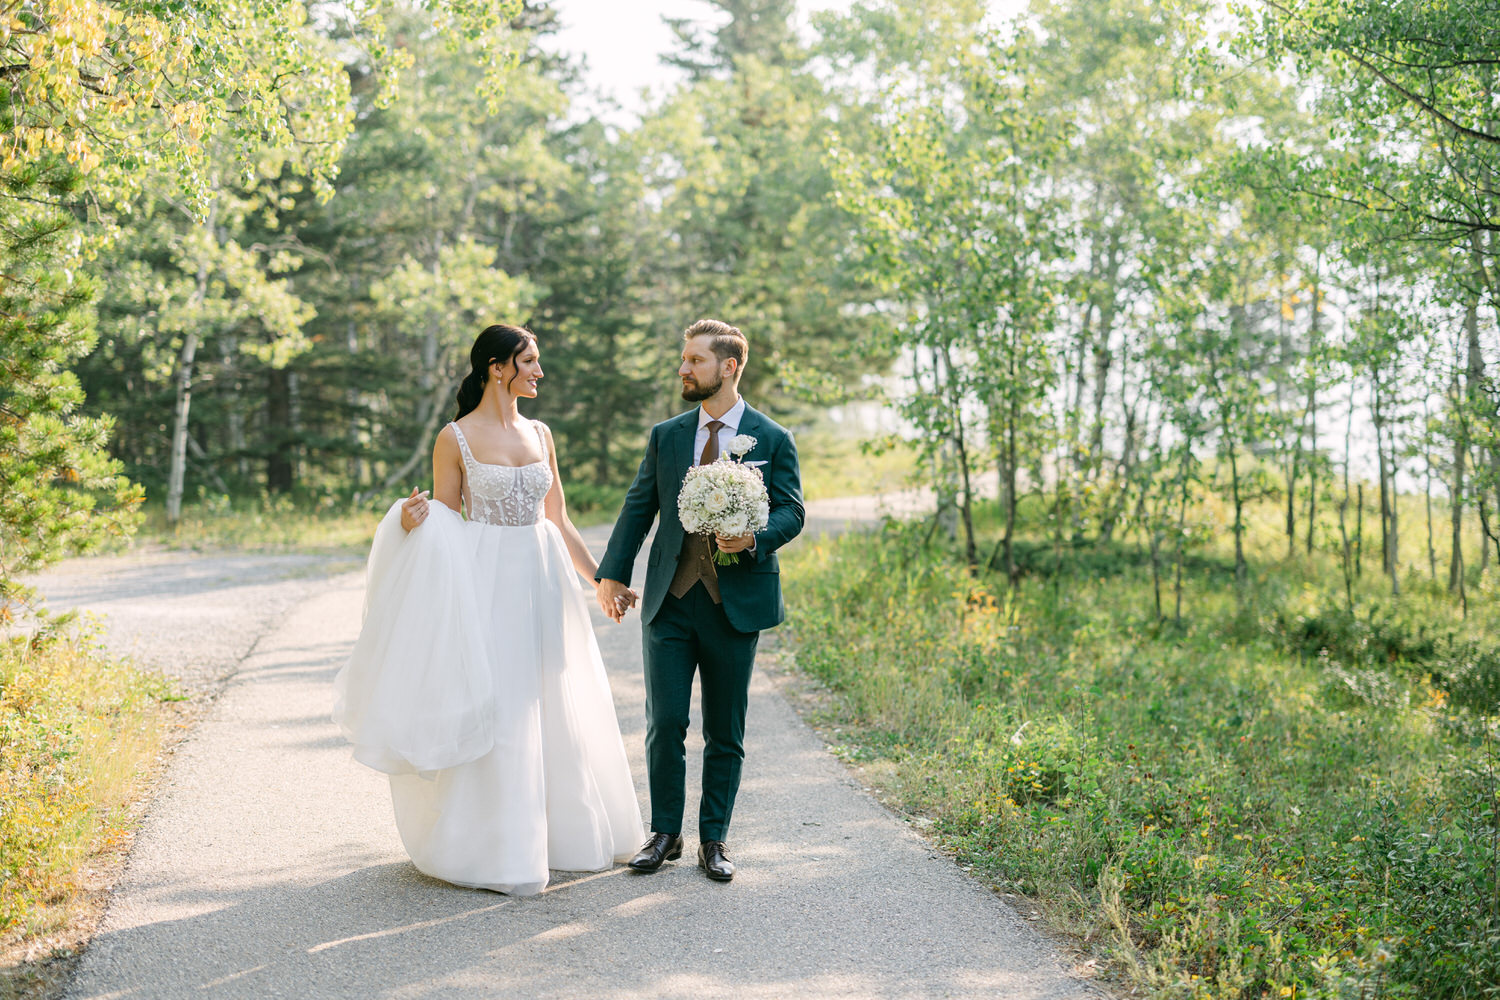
[594,532,753,624]
[595,579,640,623]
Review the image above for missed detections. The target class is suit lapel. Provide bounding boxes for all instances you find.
[670,402,767,491]
[670,410,698,489]
[736,404,764,446]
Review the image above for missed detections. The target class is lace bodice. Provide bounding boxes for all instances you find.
[451,420,553,527]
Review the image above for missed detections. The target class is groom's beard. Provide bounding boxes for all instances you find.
[681,372,722,402]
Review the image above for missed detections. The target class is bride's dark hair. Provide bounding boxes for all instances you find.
[454,324,537,420]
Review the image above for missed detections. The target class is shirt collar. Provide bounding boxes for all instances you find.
[698,397,746,434]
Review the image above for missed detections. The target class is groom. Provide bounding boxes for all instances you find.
[596,319,804,882]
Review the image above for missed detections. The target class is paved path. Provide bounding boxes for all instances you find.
[31,506,1105,1000]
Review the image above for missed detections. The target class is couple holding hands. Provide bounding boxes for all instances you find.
[334,318,804,893]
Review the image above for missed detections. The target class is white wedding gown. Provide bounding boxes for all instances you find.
[333,419,643,895]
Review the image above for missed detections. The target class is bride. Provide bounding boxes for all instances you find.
[333,323,644,895]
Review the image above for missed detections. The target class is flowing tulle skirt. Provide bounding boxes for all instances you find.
[334,502,643,895]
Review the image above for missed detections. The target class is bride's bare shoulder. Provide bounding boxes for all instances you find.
[434,422,462,458]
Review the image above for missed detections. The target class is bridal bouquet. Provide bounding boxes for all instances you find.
[678,435,770,565]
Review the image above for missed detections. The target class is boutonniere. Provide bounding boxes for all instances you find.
[727,434,757,459]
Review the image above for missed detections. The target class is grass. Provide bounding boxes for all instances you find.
[781,486,1500,1000]
[125,491,384,555]
[116,423,905,556]
[795,430,919,501]
[0,621,175,971]
[121,480,629,556]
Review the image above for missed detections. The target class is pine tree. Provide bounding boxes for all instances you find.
[0,163,141,605]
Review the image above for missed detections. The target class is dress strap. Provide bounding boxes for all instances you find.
[530,419,548,457]
[450,422,476,466]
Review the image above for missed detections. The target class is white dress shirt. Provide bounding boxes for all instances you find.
[692,397,746,466]
[692,397,755,550]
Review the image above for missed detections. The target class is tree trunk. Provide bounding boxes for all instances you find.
[166,214,215,524]
[1339,382,1356,610]
[1068,316,1089,537]
[1286,437,1299,559]
[1053,441,1066,600]
[1087,238,1120,478]
[1002,394,1018,584]
[1451,383,1469,593]
[1227,434,1247,598]
[1150,522,1163,621]
[1372,374,1398,595]
[1456,282,1487,584]
[1477,460,1494,575]
[266,367,294,493]
[938,345,976,566]
[1424,393,1437,581]
[1356,482,1365,577]
[1386,413,1400,596]
[348,317,364,487]
[1477,443,1495,574]
[1305,264,1322,555]
[165,331,200,524]
[1281,272,1297,557]
[1174,444,1191,626]
[220,332,248,485]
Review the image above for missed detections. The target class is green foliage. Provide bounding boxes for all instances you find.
[637,4,880,413]
[828,9,1066,566]
[1,0,529,591]
[784,502,1500,998]
[0,626,171,937]
[1233,0,1500,269]
[0,193,141,602]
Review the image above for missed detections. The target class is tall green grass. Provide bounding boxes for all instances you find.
[0,624,174,943]
[783,495,1499,999]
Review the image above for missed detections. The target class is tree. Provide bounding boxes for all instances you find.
[638,0,878,414]
[830,17,1063,570]
[3,0,525,590]
[1237,0,1500,297]
[0,205,140,605]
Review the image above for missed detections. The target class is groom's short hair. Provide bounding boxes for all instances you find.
[684,319,748,375]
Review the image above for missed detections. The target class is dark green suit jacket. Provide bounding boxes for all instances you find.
[596,403,804,633]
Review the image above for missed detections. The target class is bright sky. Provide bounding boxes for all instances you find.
[541,0,1028,122]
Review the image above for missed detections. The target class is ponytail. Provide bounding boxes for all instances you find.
[453,323,536,421]
[454,370,485,421]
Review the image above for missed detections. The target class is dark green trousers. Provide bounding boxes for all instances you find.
[643,581,759,842]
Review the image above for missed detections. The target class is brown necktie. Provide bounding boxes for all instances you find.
[699,419,725,466]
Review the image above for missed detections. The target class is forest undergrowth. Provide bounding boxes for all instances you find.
[782,491,1500,1000]
[0,620,176,989]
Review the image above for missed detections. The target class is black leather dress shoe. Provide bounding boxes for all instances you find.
[698,840,734,881]
[627,832,683,872]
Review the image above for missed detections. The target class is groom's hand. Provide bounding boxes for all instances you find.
[715,532,755,555]
[596,579,638,623]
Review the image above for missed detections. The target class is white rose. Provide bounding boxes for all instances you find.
[728,434,757,458]
[721,514,748,537]
[706,489,730,513]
